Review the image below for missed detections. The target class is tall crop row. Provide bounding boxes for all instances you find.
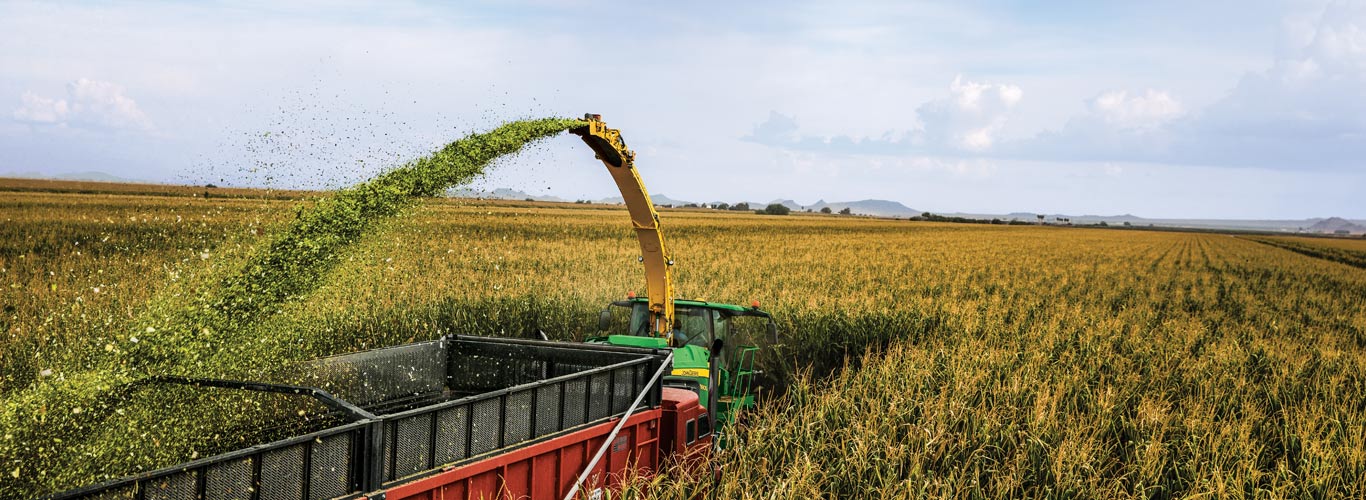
[631,228,1366,498]
[1243,235,1366,270]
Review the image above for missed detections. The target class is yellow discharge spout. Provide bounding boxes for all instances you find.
[570,114,676,340]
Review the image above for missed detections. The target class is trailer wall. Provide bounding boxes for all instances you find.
[382,409,661,500]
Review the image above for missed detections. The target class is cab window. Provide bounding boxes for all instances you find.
[671,307,713,348]
[629,304,652,336]
[712,314,730,343]
[686,418,697,444]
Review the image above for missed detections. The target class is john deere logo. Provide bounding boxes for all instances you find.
[671,368,708,378]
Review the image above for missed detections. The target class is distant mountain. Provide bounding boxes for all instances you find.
[1,170,150,183]
[769,199,804,211]
[441,187,1364,232]
[1307,217,1366,235]
[560,193,922,216]
[694,198,920,216]
[595,193,700,206]
[447,187,568,202]
[808,199,919,217]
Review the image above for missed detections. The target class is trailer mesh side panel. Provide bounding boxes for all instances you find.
[204,458,252,500]
[448,353,544,393]
[613,367,635,414]
[143,470,196,500]
[87,488,134,500]
[391,413,434,479]
[308,433,352,500]
[468,397,502,457]
[551,363,596,377]
[435,406,468,464]
[259,445,305,500]
[503,390,533,445]
[563,378,587,427]
[305,340,449,411]
[534,384,561,437]
[381,420,394,485]
[588,373,612,421]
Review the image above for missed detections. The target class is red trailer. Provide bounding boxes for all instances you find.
[47,336,710,500]
[385,387,708,500]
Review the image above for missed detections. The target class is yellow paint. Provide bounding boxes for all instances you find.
[572,115,676,340]
[672,368,709,378]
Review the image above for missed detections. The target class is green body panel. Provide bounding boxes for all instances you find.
[595,334,668,349]
[592,299,766,433]
[665,344,713,407]
[669,343,711,370]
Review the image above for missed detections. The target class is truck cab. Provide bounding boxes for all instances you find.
[588,298,775,427]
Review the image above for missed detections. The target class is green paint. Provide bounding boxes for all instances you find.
[597,334,670,349]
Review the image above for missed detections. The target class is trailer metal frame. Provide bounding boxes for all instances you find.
[47,336,669,500]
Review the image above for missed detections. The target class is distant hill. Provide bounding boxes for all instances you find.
[807,199,919,217]
[444,186,1365,232]
[447,187,568,203]
[690,198,920,217]
[594,193,700,206]
[1307,217,1366,235]
[517,191,923,217]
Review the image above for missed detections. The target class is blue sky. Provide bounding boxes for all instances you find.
[1,0,1363,219]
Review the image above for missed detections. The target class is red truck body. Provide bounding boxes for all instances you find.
[384,388,708,500]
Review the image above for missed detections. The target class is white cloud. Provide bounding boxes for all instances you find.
[1173,1,1366,168]
[1201,2,1365,135]
[12,78,153,132]
[1,1,1361,218]
[1009,2,1365,170]
[746,111,800,145]
[743,76,1023,154]
[916,75,1022,151]
[1010,88,1183,162]
[13,92,68,124]
[740,3,1365,173]
[1089,89,1182,130]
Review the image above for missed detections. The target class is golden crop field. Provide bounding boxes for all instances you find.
[2,183,1365,498]
[1242,235,1366,270]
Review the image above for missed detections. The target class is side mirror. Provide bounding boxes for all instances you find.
[710,338,724,359]
[767,321,779,343]
[598,310,612,331]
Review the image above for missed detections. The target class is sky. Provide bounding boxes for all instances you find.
[1,0,1364,219]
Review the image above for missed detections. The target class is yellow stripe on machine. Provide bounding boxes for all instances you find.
[671,368,709,378]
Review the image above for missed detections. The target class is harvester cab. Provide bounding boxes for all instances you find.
[590,298,776,428]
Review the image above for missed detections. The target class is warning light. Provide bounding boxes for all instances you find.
[627,291,636,299]
[751,300,761,309]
